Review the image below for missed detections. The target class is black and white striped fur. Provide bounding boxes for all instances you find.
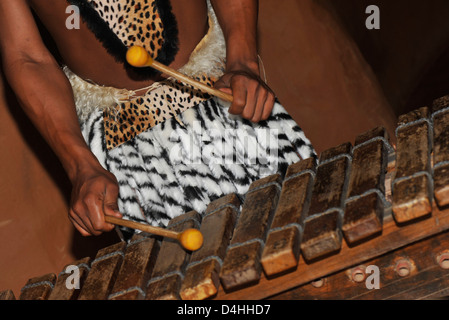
[80,97,316,237]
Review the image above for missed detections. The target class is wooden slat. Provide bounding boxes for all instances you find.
[342,127,390,245]
[214,199,449,300]
[145,274,181,300]
[219,174,282,292]
[432,96,449,206]
[392,107,433,223]
[109,234,159,300]
[145,211,201,300]
[300,143,351,261]
[180,194,240,300]
[301,210,342,262]
[78,241,126,300]
[19,273,56,300]
[48,257,91,300]
[182,260,222,300]
[261,158,316,276]
[344,193,384,245]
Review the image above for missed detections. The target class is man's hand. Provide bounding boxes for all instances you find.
[214,67,275,123]
[69,166,122,236]
[210,0,275,122]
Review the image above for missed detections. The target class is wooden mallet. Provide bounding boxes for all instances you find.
[104,215,203,251]
[126,45,233,103]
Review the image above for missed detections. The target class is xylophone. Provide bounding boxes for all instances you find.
[3,95,449,300]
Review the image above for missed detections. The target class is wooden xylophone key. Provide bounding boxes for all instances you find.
[180,194,240,300]
[432,96,449,206]
[219,174,282,292]
[342,127,391,245]
[77,241,127,300]
[300,142,352,262]
[261,157,316,276]
[108,234,159,300]
[392,107,433,223]
[48,257,91,300]
[145,211,201,300]
[19,273,57,300]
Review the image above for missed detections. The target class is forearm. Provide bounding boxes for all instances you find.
[0,0,121,235]
[210,0,260,74]
[3,55,100,181]
[211,0,274,122]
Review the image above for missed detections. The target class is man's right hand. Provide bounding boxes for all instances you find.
[69,166,122,236]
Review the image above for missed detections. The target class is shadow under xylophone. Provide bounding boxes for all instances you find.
[3,95,449,301]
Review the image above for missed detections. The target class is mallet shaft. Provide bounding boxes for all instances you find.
[151,60,233,102]
[105,215,179,240]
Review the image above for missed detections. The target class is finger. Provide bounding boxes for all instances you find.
[70,201,99,235]
[251,88,268,123]
[228,77,247,115]
[217,87,232,95]
[69,212,92,237]
[241,83,258,120]
[241,101,256,120]
[261,92,275,120]
[83,194,107,235]
[103,184,122,230]
[213,77,230,90]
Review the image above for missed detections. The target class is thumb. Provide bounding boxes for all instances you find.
[217,87,232,95]
[213,75,232,91]
[214,86,233,108]
[103,186,122,219]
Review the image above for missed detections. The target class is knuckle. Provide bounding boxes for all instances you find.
[92,221,104,232]
[108,182,120,194]
[83,194,98,208]
[230,74,245,84]
[230,101,246,114]
[259,88,269,99]
[242,107,254,119]
[80,230,92,237]
[71,202,85,215]
[104,223,115,232]
[233,96,246,108]
[106,171,119,182]
[89,217,104,233]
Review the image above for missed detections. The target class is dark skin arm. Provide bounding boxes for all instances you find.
[0,0,122,236]
[0,0,271,237]
[210,0,275,122]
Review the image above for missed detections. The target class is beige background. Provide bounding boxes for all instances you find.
[2,0,449,296]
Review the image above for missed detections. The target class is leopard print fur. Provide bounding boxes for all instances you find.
[86,0,165,59]
[67,0,179,79]
[104,76,216,149]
